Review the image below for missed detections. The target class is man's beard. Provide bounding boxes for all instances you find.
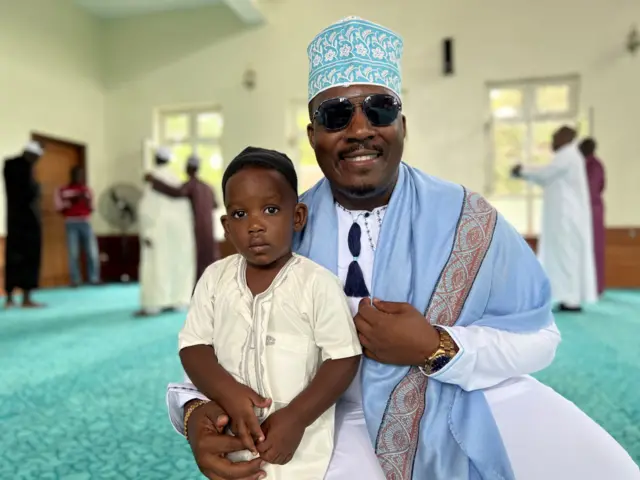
[345,184,378,198]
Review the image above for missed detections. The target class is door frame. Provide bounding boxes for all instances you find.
[32,132,88,288]
[32,132,87,173]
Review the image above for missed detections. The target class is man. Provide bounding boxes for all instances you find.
[54,165,101,286]
[135,147,195,317]
[579,137,606,297]
[166,17,638,480]
[3,141,45,308]
[146,154,219,284]
[512,126,598,312]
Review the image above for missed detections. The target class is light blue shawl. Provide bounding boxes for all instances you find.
[294,163,553,479]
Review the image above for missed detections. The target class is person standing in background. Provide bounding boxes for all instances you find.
[579,137,606,297]
[145,155,219,284]
[135,147,195,317]
[55,165,101,287]
[512,126,597,312]
[3,141,45,308]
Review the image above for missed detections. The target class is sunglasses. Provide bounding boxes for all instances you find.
[313,94,402,131]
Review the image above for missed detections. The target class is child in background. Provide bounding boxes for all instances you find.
[179,147,361,480]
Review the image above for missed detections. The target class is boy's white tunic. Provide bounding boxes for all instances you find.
[179,253,362,480]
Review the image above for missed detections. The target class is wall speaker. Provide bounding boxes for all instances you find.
[443,37,454,76]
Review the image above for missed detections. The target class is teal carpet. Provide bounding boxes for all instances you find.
[1,286,638,479]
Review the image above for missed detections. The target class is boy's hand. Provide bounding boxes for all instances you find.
[220,383,272,456]
[256,408,305,465]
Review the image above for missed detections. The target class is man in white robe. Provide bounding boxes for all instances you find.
[513,126,598,312]
[135,147,195,317]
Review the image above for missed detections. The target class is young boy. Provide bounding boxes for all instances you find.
[178,147,362,480]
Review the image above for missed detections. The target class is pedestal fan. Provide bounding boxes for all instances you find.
[97,183,142,282]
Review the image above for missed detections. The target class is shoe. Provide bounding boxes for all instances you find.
[558,304,582,313]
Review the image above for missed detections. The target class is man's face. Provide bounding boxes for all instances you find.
[307,85,406,200]
[23,151,40,164]
[74,168,86,184]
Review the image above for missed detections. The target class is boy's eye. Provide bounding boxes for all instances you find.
[264,206,279,215]
[232,210,246,219]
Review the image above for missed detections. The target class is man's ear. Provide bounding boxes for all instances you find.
[306,123,316,150]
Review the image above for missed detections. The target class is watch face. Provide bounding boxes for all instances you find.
[431,355,451,373]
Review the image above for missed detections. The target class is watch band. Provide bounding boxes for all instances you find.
[183,399,209,439]
[420,328,458,376]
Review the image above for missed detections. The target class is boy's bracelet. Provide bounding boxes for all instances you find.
[184,399,209,440]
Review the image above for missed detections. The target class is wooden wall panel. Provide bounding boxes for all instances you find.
[96,235,141,283]
[526,227,639,288]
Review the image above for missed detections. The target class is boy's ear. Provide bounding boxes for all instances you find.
[293,202,308,232]
[220,215,230,238]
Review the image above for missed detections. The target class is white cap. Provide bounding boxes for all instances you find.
[187,155,200,168]
[24,141,44,156]
[155,146,173,162]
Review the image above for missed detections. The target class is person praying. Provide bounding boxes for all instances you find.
[145,154,219,284]
[3,141,46,308]
[136,147,195,316]
[579,137,606,297]
[54,165,101,287]
[513,126,598,312]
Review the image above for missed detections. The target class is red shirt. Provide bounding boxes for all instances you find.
[55,184,93,220]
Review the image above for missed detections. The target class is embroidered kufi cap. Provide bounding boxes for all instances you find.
[307,16,404,102]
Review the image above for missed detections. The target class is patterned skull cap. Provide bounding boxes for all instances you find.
[307,16,403,102]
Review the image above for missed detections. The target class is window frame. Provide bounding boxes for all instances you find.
[154,105,226,241]
[485,75,580,236]
[157,106,223,152]
[287,99,324,194]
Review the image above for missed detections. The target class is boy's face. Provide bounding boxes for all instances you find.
[221,167,307,267]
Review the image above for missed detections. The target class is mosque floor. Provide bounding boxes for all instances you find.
[0,285,638,479]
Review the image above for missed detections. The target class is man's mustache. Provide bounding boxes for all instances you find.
[339,143,384,157]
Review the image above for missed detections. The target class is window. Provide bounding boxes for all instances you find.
[155,106,225,240]
[157,107,224,194]
[486,77,582,236]
[288,102,323,194]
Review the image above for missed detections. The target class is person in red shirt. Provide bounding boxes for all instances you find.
[54,166,101,286]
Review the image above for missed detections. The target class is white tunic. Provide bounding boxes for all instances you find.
[520,143,598,307]
[167,205,638,480]
[138,165,195,312]
[179,253,362,480]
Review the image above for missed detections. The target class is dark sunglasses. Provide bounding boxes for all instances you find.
[313,94,402,131]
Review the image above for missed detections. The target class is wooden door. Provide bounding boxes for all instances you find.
[33,136,83,288]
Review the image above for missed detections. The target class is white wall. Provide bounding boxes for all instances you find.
[102,0,640,228]
[0,0,106,233]
[5,0,636,233]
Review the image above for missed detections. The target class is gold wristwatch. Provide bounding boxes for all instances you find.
[421,328,458,376]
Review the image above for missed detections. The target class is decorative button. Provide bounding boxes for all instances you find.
[266,335,275,346]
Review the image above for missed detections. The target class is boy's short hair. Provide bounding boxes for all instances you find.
[222,147,298,202]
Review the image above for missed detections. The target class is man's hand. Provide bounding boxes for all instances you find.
[354,298,440,366]
[186,400,266,480]
[256,408,305,466]
[219,384,272,456]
